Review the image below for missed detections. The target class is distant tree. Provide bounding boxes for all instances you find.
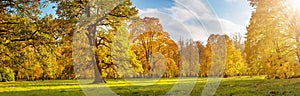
[195,41,205,76]
[179,39,199,77]
[200,41,212,77]
[224,35,245,77]
[200,34,226,77]
[129,17,180,77]
[111,22,143,78]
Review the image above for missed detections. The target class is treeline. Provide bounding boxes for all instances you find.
[1,0,300,82]
[0,0,245,82]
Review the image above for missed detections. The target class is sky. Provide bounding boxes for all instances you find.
[40,0,253,42]
[40,0,57,18]
[131,0,253,42]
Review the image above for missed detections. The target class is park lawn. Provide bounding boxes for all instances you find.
[0,77,300,96]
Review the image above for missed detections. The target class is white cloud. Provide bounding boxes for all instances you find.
[137,0,247,42]
[218,18,246,36]
[225,0,238,3]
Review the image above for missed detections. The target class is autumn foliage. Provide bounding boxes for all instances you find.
[2,0,300,82]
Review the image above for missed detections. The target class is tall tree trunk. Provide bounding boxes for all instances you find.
[87,25,106,83]
[88,23,106,83]
[85,5,108,84]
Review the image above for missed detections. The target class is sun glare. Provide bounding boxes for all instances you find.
[290,0,300,11]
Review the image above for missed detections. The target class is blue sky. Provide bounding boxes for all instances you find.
[132,0,252,27]
[132,0,253,41]
[40,0,253,42]
[132,0,174,9]
[207,0,253,27]
[40,2,56,18]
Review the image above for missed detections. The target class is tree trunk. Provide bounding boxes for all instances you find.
[92,53,106,84]
[85,5,108,84]
[86,23,106,84]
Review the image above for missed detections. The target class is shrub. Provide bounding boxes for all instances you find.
[0,74,2,81]
[0,67,15,82]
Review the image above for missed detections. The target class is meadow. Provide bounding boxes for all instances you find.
[1,77,300,96]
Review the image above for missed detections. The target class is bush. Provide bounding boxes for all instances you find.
[0,67,15,82]
[0,74,2,82]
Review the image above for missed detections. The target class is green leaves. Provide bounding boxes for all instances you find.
[0,67,15,82]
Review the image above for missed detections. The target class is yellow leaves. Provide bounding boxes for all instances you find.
[245,0,300,79]
[129,17,179,76]
[223,35,245,77]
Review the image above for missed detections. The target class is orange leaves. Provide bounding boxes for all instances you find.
[129,17,179,76]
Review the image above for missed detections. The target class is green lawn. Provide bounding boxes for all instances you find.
[1,77,300,96]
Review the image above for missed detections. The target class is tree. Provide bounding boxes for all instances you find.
[110,22,143,78]
[0,1,60,81]
[129,17,180,77]
[179,39,199,77]
[200,41,212,77]
[246,0,297,79]
[224,35,245,77]
[285,0,300,76]
[63,0,138,83]
[200,34,226,77]
[195,41,205,76]
[0,0,147,82]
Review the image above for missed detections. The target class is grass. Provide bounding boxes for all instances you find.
[1,76,300,96]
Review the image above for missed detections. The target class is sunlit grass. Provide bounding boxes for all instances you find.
[1,77,300,96]
[0,80,80,92]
